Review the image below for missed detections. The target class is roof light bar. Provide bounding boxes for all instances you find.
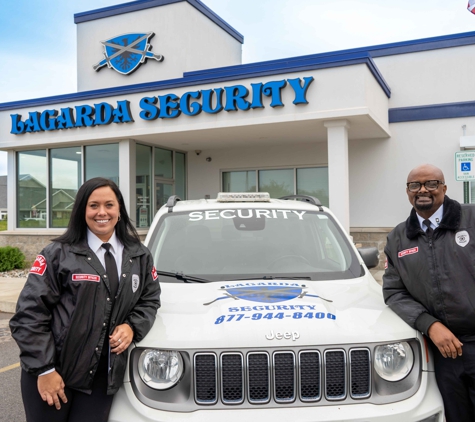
[217,192,270,202]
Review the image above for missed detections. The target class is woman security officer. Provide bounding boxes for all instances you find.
[10,177,161,422]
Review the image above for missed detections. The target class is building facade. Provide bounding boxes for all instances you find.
[1,0,475,265]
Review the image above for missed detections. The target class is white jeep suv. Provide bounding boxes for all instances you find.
[109,193,443,422]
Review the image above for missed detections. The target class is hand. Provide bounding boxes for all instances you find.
[427,322,463,359]
[37,371,68,410]
[110,323,133,355]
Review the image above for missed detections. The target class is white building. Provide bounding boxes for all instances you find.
[1,0,474,264]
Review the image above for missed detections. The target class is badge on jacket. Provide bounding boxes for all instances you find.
[132,274,140,293]
[455,230,470,247]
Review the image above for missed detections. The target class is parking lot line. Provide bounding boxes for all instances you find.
[0,362,20,373]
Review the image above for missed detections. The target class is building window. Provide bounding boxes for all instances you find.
[258,169,294,197]
[16,144,118,229]
[17,150,47,228]
[85,144,119,184]
[154,147,174,214]
[136,144,152,228]
[155,147,173,179]
[222,167,329,206]
[222,171,256,192]
[50,147,82,228]
[175,152,186,200]
[297,167,329,207]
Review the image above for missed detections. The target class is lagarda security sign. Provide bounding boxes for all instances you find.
[455,151,475,181]
[10,77,313,135]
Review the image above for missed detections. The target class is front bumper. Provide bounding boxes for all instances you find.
[109,370,443,422]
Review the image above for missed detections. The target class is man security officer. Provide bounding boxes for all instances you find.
[383,163,475,422]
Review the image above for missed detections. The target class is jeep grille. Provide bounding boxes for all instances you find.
[194,348,371,405]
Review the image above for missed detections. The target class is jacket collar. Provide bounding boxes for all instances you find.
[69,238,144,257]
[406,195,461,239]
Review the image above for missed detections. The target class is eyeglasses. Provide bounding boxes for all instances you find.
[406,180,444,192]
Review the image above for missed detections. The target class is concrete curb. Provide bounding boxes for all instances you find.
[0,278,26,314]
[0,300,17,313]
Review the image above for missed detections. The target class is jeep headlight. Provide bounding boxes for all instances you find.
[374,342,414,382]
[138,349,184,390]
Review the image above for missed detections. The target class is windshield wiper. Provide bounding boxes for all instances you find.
[224,276,311,281]
[157,271,210,283]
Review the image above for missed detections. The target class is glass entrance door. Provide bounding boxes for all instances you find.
[155,181,174,211]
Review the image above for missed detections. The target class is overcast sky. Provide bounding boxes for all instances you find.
[1,0,474,176]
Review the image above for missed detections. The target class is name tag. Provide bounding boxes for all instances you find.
[398,247,419,258]
[72,274,101,282]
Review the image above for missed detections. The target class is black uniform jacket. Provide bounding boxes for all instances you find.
[9,239,161,394]
[383,196,475,341]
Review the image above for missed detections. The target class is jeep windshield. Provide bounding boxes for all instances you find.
[147,208,362,282]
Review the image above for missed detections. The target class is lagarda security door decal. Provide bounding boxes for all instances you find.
[455,230,470,247]
[204,283,336,325]
[93,32,164,75]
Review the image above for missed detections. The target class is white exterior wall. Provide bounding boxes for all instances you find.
[77,2,242,92]
[349,118,467,228]
[374,44,475,108]
[187,143,328,200]
[339,43,475,228]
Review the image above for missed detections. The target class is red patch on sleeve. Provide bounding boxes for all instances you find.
[30,255,47,276]
[384,258,388,269]
[72,274,101,282]
[151,266,158,281]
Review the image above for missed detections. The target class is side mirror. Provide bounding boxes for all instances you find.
[357,246,380,269]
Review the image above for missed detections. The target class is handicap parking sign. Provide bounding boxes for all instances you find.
[455,151,475,181]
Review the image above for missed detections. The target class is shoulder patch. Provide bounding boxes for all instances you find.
[398,247,419,258]
[30,255,47,276]
[151,266,158,281]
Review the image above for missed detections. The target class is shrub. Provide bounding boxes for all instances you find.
[0,246,25,271]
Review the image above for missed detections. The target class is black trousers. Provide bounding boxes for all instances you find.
[21,355,114,422]
[432,340,475,422]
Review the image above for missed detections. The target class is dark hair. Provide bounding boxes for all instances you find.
[54,177,141,246]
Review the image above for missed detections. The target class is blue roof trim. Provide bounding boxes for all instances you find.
[0,54,390,112]
[187,0,243,43]
[184,51,391,98]
[74,0,244,43]
[389,101,475,123]
[186,31,475,81]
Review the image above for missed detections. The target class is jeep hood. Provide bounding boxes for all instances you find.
[137,276,416,349]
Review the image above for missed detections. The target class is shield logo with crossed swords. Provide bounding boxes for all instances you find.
[204,285,332,306]
[93,32,164,75]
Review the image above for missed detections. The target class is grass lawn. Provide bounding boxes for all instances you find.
[0,220,6,231]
